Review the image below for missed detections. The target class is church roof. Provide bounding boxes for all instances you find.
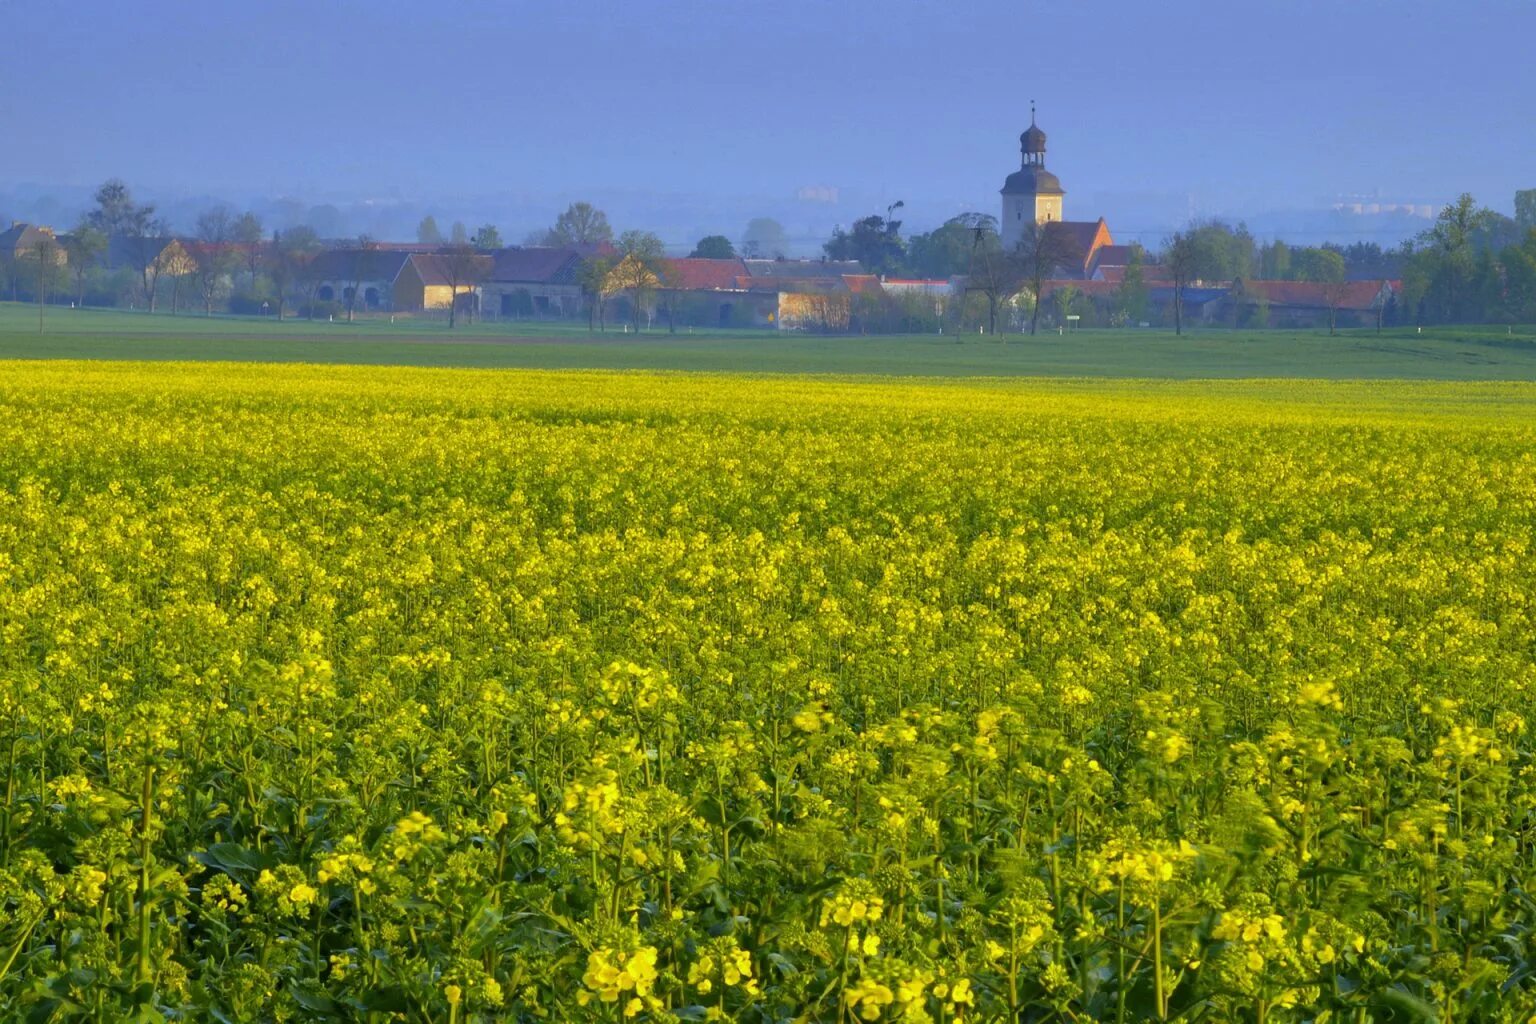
[1090,245,1137,270]
[1021,123,1047,153]
[1001,166,1063,195]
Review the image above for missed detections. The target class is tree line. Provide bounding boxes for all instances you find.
[7,181,1533,332]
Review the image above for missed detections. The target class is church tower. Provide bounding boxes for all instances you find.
[1000,103,1065,251]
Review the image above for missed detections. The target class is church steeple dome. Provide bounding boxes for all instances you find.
[1020,103,1047,167]
[1000,101,1065,248]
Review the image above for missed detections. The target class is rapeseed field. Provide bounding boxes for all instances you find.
[4,361,1536,1022]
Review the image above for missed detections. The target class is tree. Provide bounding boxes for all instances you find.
[450,221,468,245]
[1292,247,1346,284]
[961,225,1018,336]
[84,180,165,310]
[62,223,106,307]
[545,202,613,247]
[1162,230,1212,336]
[689,235,737,260]
[607,231,666,331]
[1314,258,1351,336]
[232,212,264,284]
[1014,220,1082,335]
[1408,193,1495,322]
[0,247,17,301]
[1326,241,1402,281]
[438,244,490,328]
[266,226,319,321]
[823,211,904,276]
[190,207,240,316]
[909,214,997,279]
[417,216,443,245]
[86,178,153,237]
[1500,237,1536,323]
[1185,220,1256,281]
[1115,246,1149,325]
[1053,283,1083,328]
[577,255,614,331]
[655,260,687,333]
[1260,240,1291,280]
[740,218,788,259]
[471,224,503,250]
[130,223,172,313]
[1517,190,1536,234]
[157,242,197,315]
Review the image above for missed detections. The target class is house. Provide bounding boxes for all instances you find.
[741,258,867,283]
[0,222,66,301]
[307,249,486,312]
[1227,278,1396,329]
[307,249,413,310]
[412,252,491,312]
[879,278,955,297]
[652,257,777,328]
[480,246,594,318]
[0,222,63,261]
[1153,286,1230,325]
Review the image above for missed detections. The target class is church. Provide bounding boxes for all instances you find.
[999,106,1130,280]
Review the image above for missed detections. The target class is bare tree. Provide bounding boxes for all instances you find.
[191,207,237,315]
[1162,230,1209,336]
[577,255,614,332]
[164,243,196,315]
[609,231,666,331]
[655,259,686,333]
[266,226,319,321]
[437,244,491,328]
[1321,278,1353,336]
[62,223,106,307]
[129,222,174,313]
[1013,220,1082,335]
[231,211,264,285]
[963,227,1022,337]
[300,247,326,320]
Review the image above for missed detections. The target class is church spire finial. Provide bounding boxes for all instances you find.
[1030,100,1036,126]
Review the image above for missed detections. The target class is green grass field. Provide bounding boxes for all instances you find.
[2,302,1535,378]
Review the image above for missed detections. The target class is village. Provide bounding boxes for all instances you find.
[0,112,1448,334]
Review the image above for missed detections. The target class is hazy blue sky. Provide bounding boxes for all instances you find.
[2,0,1532,246]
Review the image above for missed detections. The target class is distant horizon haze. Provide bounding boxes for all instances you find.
[2,0,1531,251]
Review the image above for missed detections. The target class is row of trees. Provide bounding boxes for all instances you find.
[10,182,1533,331]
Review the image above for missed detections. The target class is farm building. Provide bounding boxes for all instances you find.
[1226,279,1397,329]
[307,250,485,312]
[480,247,595,318]
[0,222,63,261]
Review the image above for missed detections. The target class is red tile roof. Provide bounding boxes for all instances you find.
[661,257,748,290]
[1239,279,1387,310]
[841,274,882,295]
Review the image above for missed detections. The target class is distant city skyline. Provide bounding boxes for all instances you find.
[3,0,1531,251]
